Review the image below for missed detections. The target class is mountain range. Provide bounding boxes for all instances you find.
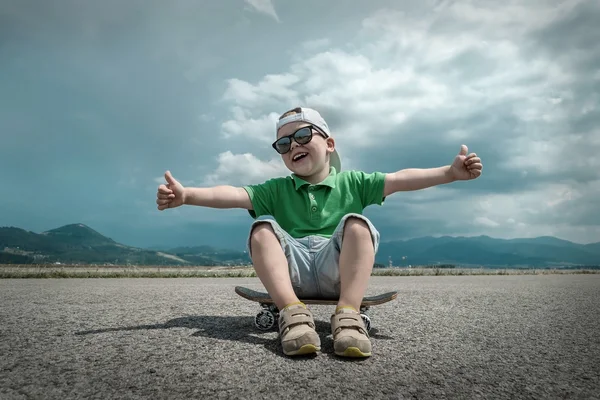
[0,224,248,266]
[378,235,600,267]
[1,223,599,268]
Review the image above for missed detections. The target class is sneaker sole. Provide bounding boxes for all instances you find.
[284,344,320,356]
[336,347,372,358]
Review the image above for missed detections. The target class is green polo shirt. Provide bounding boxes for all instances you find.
[243,167,386,238]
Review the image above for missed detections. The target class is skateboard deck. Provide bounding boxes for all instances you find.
[235,286,398,306]
[235,286,398,332]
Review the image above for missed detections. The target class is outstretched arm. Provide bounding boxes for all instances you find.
[183,185,252,209]
[156,171,252,210]
[384,166,453,196]
[383,145,482,197]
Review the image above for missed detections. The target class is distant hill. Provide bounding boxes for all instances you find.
[159,245,248,265]
[378,235,600,267]
[1,223,599,267]
[0,224,192,266]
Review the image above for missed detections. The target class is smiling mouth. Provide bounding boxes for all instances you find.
[292,152,308,162]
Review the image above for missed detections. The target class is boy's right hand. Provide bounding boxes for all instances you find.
[156,170,186,210]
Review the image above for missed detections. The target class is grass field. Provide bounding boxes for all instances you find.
[1,264,598,278]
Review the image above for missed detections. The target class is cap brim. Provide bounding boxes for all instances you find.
[330,149,341,172]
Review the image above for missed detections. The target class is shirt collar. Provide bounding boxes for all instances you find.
[292,166,337,190]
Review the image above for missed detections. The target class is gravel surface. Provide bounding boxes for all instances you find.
[1,275,599,399]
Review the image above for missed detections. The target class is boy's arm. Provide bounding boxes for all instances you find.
[383,166,453,196]
[383,145,482,196]
[184,186,252,209]
[156,171,253,211]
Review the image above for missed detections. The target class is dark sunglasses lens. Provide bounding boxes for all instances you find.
[275,138,291,154]
[295,128,312,144]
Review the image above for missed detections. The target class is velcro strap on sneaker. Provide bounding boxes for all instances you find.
[331,313,368,336]
[278,309,315,333]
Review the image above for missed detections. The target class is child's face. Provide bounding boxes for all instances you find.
[274,121,335,177]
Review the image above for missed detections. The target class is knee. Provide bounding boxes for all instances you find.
[342,217,372,242]
[250,222,277,248]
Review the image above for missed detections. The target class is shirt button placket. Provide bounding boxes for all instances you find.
[309,187,318,219]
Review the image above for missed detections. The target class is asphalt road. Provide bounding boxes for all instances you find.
[1,275,599,399]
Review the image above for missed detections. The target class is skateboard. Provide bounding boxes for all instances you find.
[235,286,398,332]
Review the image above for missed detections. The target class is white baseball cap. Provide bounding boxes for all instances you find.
[276,107,342,172]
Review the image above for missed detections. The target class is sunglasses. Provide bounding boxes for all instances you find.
[272,126,326,154]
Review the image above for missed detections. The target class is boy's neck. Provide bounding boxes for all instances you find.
[295,165,331,184]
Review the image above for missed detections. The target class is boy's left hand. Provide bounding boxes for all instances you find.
[449,144,482,181]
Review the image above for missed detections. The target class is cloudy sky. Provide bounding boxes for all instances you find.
[2,0,599,249]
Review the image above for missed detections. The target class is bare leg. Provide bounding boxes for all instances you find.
[337,217,375,311]
[250,223,300,310]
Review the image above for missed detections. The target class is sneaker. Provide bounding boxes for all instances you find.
[278,303,321,356]
[331,307,372,357]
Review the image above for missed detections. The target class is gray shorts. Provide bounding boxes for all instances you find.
[246,213,380,299]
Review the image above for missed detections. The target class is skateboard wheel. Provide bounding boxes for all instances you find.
[255,309,277,330]
[360,313,371,333]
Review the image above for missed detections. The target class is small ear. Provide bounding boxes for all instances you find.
[326,137,335,152]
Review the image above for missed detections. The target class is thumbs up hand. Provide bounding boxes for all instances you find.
[157,170,186,210]
[449,145,482,181]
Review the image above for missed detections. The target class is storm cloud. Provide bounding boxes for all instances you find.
[1,0,598,248]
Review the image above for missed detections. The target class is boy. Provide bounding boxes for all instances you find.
[156,107,483,358]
